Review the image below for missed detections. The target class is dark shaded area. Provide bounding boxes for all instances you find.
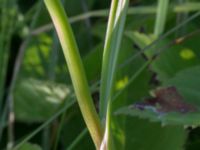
[0,122,42,148]
[18,0,38,13]
[186,127,200,150]
[5,35,22,90]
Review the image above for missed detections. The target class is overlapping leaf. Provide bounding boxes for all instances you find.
[116,66,200,126]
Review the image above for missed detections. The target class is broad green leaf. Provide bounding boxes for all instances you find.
[125,117,187,150]
[111,36,152,149]
[116,106,200,126]
[164,65,200,106]
[152,44,200,81]
[126,31,200,81]
[114,64,187,149]
[116,66,200,126]
[111,37,142,149]
[14,78,71,122]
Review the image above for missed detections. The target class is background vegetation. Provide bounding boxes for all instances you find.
[1,0,200,149]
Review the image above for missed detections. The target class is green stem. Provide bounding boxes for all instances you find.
[100,0,129,149]
[100,0,118,119]
[100,0,129,119]
[154,0,170,36]
[44,0,103,149]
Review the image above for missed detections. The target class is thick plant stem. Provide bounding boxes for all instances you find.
[44,0,103,149]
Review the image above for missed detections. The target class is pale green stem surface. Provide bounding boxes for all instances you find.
[100,0,129,149]
[100,0,119,119]
[44,0,103,149]
[154,0,170,36]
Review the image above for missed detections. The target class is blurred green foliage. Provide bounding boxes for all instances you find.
[1,0,200,149]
